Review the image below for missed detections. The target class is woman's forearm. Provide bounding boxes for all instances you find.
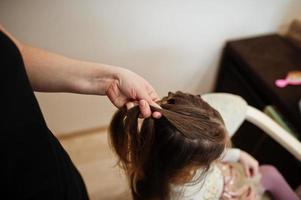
[1,25,161,117]
[21,44,118,95]
[0,25,118,95]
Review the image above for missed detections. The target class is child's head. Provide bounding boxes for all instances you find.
[109,91,228,200]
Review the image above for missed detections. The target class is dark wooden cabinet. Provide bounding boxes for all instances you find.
[215,34,301,188]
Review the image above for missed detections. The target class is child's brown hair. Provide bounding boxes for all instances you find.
[109,91,228,200]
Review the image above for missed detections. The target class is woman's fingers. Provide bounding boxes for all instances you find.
[126,101,146,118]
[152,111,162,119]
[138,100,151,118]
[135,87,162,118]
[126,101,137,110]
[139,100,162,119]
[126,100,151,118]
[126,100,162,119]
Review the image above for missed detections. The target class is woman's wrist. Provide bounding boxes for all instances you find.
[70,61,120,95]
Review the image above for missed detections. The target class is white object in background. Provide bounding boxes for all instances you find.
[202,93,301,161]
[246,106,301,161]
[202,93,247,137]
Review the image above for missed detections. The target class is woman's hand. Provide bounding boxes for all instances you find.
[239,151,259,177]
[2,24,161,119]
[106,67,162,118]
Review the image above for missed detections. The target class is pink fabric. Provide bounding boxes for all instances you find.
[260,165,300,200]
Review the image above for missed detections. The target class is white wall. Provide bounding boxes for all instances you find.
[1,0,300,135]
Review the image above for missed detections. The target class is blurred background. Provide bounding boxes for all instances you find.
[1,0,300,135]
[1,1,301,199]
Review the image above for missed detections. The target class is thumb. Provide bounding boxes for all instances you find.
[137,100,151,118]
[136,88,161,109]
[149,100,162,110]
[149,101,162,119]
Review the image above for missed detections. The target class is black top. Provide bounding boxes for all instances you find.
[0,31,89,199]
